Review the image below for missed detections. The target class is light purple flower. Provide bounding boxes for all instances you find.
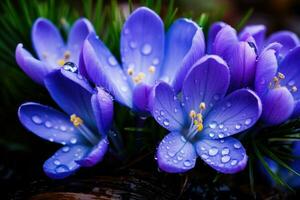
[80,7,205,112]
[150,55,262,173]
[15,18,94,85]
[18,68,113,179]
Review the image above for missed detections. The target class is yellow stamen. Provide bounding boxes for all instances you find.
[70,114,83,127]
[127,68,134,76]
[57,59,65,66]
[197,113,203,123]
[148,66,156,74]
[64,51,71,60]
[278,72,285,79]
[199,102,206,110]
[189,110,196,119]
[197,123,204,132]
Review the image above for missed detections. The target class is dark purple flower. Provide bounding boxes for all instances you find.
[150,55,262,173]
[18,68,113,179]
[15,18,94,85]
[80,7,205,112]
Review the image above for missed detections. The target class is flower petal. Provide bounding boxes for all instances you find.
[195,137,248,174]
[67,18,95,64]
[267,31,300,57]
[160,18,205,86]
[207,22,227,53]
[32,18,65,64]
[149,82,185,132]
[132,83,152,113]
[278,46,300,100]
[156,132,196,173]
[44,69,96,129]
[15,44,55,85]
[76,137,109,167]
[121,7,164,84]
[43,144,89,179]
[239,25,266,52]
[91,87,113,136]
[261,87,294,125]
[182,55,230,117]
[203,89,262,139]
[18,102,85,145]
[255,47,278,96]
[82,33,132,107]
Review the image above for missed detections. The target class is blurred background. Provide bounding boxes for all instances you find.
[1,0,300,199]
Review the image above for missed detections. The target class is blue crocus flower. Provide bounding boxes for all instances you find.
[149,55,262,173]
[80,7,205,112]
[15,18,94,85]
[18,67,113,179]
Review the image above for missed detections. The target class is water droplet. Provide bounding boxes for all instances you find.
[174,108,178,113]
[201,154,209,160]
[108,56,117,66]
[167,151,175,157]
[70,138,77,144]
[60,125,67,132]
[209,121,217,129]
[221,147,230,155]
[288,80,295,86]
[183,160,192,167]
[181,136,186,142]
[219,124,224,129]
[54,159,61,165]
[62,146,70,152]
[231,159,238,166]
[152,58,159,65]
[209,132,215,138]
[185,96,189,101]
[213,95,220,101]
[245,118,252,125]
[177,155,183,161]
[45,121,52,128]
[226,102,231,108]
[218,133,224,138]
[208,148,218,156]
[129,41,137,49]
[160,110,165,116]
[234,143,241,149]
[141,43,152,55]
[121,86,128,92]
[200,147,205,151]
[173,159,178,163]
[49,138,54,142]
[55,165,69,173]
[221,155,231,163]
[124,28,129,35]
[63,62,77,73]
[163,119,170,127]
[32,115,43,124]
[235,124,241,130]
[157,116,162,122]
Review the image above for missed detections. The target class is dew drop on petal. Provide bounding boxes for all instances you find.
[226,102,232,108]
[108,56,117,66]
[208,147,218,156]
[163,119,170,127]
[183,160,192,167]
[181,136,186,142]
[160,110,165,116]
[53,159,61,165]
[288,80,295,86]
[221,147,230,155]
[218,124,224,129]
[201,154,209,160]
[45,121,52,128]
[221,155,231,163]
[49,138,54,142]
[177,155,183,161]
[218,133,224,138]
[141,43,152,55]
[245,118,252,125]
[62,146,70,152]
[174,108,178,113]
[152,58,159,65]
[235,124,241,130]
[32,115,43,124]
[70,138,77,144]
[129,41,137,49]
[60,125,67,132]
[231,159,238,166]
[209,132,215,138]
[121,86,128,92]
[209,121,217,129]
[55,165,69,173]
[234,142,241,149]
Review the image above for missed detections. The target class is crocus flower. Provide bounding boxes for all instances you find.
[207,22,257,92]
[263,142,300,188]
[80,7,205,112]
[150,55,262,173]
[18,66,113,179]
[15,18,94,85]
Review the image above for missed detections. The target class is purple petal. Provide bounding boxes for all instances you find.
[132,83,152,113]
[76,137,109,167]
[278,46,300,100]
[18,102,85,145]
[212,25,239,56]
[44,69,96,129]
[223,42,257,91]
[149,82,185,132]
[182,55,230,117]
[32,18,65,64]
[239,25,266,52]
[261,87,294,125]
[207,22,227,54]
[82,33,132,107]
[43,144,89,179]
[121,7,164,85]
[195,137,248,174]
[203,89,262,139]
[67,18,95,64]
[266,31,300,57]
[15,44,55,85]
[91,87,113,136]
[255,47,279,96]
[160,18,205,86]
[156,132,196,173]
[293,100,300,118]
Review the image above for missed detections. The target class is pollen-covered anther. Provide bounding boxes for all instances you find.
[197,123,203,132]
[127,68,134,76]
[148,65,156,74]
[189,110,196,119]
[133,72,145,84]
[70,114,83,127]
[57,59,65,66]
[291,86,298,93]
[199,102,206,110]
[64,51,71,60]
[278,72,285,80]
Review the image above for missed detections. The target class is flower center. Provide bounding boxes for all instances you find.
[70,114,99,145]
[269,72,297,93]
[57,51,71,66]
[127,65,156,84]
[186,102,206,140]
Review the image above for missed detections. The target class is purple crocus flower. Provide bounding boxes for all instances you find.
[18,68,113,179]
[80,7,205,112]
[150,55,262,173]
[15,18,94,85]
